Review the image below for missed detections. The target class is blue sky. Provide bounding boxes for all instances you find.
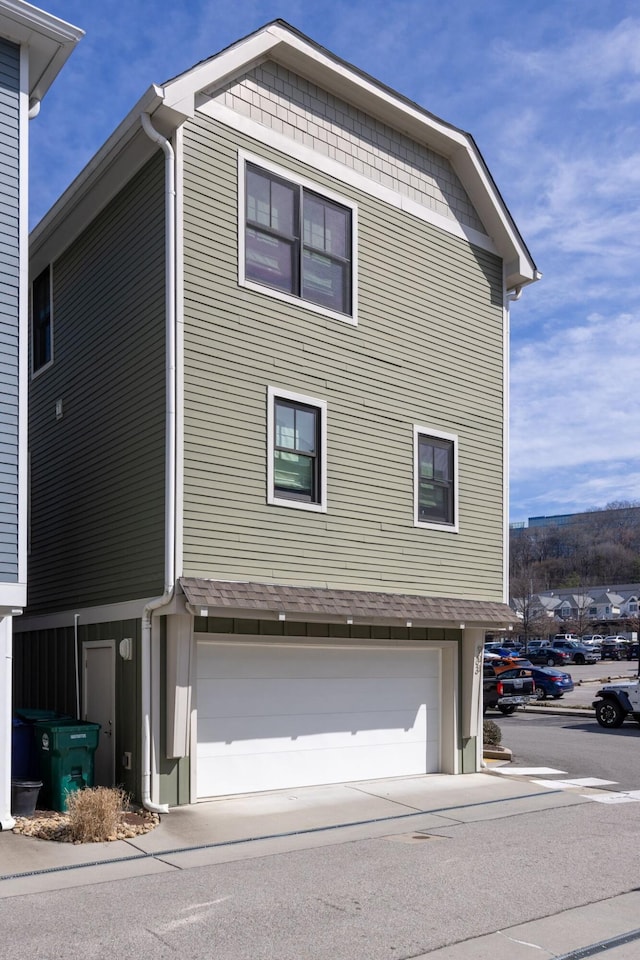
[32,1,640,524]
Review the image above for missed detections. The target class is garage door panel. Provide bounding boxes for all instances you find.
[196,643,441,798]
[198,676,437,720]
[198,740,434,798]
[197,704,427,758]
[197,643,439,681]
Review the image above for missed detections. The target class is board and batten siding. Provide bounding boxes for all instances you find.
[28,156,166,613]
[181,112,506,600]
[0,39,20,584]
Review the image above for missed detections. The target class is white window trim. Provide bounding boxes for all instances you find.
[267,385,328,513]
[413,425,459,533]
[239,149,358,326]
[30,262,54,378]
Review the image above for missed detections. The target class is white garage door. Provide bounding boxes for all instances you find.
[196,641,440,799]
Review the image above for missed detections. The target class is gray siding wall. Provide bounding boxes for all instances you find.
[28,155,166,612]
[0,39,20,582]
[181,110,506,601]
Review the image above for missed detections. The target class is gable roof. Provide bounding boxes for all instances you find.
[31,20,538,292]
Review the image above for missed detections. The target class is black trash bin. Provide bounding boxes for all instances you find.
[11,779,42,817]
[34,719,101,812]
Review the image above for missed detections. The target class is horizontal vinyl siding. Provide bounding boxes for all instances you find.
[28,155,166,612]
[181,115,505,600]
[0,38,19,581]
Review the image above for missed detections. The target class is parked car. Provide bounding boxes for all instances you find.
[527,646,572,667]
[547,639,601,664]
[600,638,629,660]
[485,645,524,658]
[581,635,605,646]
[499,665,573,700]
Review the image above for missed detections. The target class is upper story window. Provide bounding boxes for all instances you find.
[31,265,52,374]
[414,427,458,531]
[240,153,356,324]
[267,386,327,513]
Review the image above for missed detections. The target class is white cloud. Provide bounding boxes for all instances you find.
[510,308,640,484]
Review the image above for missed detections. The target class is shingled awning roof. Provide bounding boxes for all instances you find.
[179,578,518,629]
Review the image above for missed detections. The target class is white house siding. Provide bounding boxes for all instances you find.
[180,107,505,600]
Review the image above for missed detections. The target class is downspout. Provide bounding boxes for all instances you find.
[140,111,177,814]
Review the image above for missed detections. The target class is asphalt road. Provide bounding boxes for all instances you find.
[496,710,640,791]
[4,793,640,959]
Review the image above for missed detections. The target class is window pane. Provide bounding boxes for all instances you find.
[275,403,296,449]
[246,169,271,227]
[419,482,450,523]
[271,180,296,236]
[324,204,348,259]
[295,408,316,453]
[433,446,450,481]
[418,435,454,524]
[32,266,51,371]
[247,168,296,236]
[274,451,313,498]
[246,228,295,293]
[302,250,348,313]
[303,195,326,250]
[419,440,435,479]
[304,195,349,259]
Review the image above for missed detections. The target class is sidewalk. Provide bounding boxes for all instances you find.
[0,770,592,898]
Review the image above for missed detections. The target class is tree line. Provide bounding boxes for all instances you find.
[509,501,640,644]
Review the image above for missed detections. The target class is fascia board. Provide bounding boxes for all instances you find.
[162,27,282,116]
[0,0,83,101]
[451,144,538,289]
[30,84,164,274]
[175,21,537,289]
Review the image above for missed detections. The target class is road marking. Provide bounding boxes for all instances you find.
[492,766,567,776]
[583,792,640,804]
[531,777,616,789]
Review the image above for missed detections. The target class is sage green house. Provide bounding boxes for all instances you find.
[16,21,538,810]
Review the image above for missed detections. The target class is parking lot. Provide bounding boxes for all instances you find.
[525,659,637,708]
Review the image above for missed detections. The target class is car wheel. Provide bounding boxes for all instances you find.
[574,654,585,665]
[595,699,626,729]
[498,704,517,715]
[546,657,555,666]
[536,687,547,700]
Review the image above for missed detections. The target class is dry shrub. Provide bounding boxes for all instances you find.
[483,719,503,746]
[66,786,128,843]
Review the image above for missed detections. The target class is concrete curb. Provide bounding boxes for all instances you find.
[483,746,512,762]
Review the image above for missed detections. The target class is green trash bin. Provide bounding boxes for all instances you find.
[33,719,101,812]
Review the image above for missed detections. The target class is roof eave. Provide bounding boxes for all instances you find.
[0,0,83,102]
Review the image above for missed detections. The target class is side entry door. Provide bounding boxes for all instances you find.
[83,639,115,786]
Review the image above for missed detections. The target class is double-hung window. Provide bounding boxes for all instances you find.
[267,387,327,512]
[414,427,458,530]
[32,265,52,374]
[242,156,355,321]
